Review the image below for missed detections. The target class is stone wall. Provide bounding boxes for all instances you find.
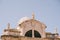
[1,35,60,40]
[20,37,60,40]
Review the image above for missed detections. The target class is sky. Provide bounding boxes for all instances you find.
[0,0,60,35]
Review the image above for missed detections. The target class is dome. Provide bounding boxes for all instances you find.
[18,17,30,24]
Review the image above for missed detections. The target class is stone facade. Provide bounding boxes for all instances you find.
[18,19,46,38]
[1,35,60,40]
[1,14,60,40]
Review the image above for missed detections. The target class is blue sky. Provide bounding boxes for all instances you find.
[0,0,60,35]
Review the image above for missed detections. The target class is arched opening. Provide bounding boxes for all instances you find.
[25,30,32,37]
[34,30,41,38]
[25,30,41,38]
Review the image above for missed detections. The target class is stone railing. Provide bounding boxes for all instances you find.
[20,36,60,40]
[1,35,60,40]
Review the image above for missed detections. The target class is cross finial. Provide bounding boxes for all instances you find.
[32,12,35,19]
[7,23,10,29]
[55,27,58,33]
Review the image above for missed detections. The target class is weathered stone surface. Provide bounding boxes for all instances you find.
[1,35,60,40]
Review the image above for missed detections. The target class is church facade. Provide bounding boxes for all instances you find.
[1,13,60,40]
